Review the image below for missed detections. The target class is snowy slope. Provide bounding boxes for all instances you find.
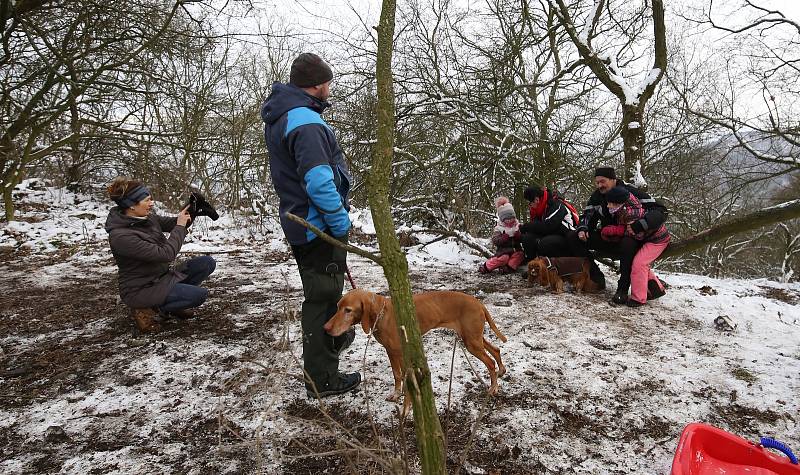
[1,180,798,474]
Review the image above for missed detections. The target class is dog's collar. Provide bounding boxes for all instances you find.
[369,295,388,336]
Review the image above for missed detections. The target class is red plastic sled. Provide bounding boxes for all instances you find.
[672,423,800,475]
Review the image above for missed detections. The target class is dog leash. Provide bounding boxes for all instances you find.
[345,264,356,289]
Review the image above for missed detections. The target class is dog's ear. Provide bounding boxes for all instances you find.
[582,259,591,274]
[579,260,594,292]
[575,272,586,291]
[537,261,549,286]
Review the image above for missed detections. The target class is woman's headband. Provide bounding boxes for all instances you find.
[115,185,150,208]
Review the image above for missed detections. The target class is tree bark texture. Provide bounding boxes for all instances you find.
[620,105,645,182]
[373,1,446,473]
[553,0,666,180]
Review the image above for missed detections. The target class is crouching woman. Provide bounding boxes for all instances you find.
[104,177,216,332]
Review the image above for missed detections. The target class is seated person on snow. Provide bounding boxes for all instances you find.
[567,167,668,302]
[478,196,525,274]
[519,184,580,260]
[600,186,669,307]
[104,177,216,333]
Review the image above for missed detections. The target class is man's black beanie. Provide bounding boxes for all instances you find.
[594,167,617,180]
[290,53,334,88]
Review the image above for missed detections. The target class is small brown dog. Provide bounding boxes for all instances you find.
[527,256,601,294]
[324,289,507,401]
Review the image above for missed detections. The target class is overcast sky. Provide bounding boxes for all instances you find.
[217,0,798,120]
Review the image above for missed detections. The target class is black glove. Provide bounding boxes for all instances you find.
[186,191,219,221]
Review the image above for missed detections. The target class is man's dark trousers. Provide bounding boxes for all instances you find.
[292,238,351,388]
[520,233,571,261]
[567,230,641,293]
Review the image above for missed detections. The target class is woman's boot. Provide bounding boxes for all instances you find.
[129,307,161,333]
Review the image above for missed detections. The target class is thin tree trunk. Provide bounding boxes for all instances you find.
[373,1,446,473]
[621,105,645,181]
[2,184,13,222]
[1,137,18,221]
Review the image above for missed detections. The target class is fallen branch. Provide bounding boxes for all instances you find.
[408,228,493,258]
[285,213,383,265]
[661,199,800,259]
[182,249,242,255]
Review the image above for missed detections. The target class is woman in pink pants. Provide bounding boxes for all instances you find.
[600,186,670,307]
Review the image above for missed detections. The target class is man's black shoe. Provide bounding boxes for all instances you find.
[589,261,607,290]
[335,327,356,355]
[647,280,666,300]
[625,299,645,308]
[610,293,628,305]
[306,372,362,398]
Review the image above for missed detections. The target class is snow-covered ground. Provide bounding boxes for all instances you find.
[1,179,799,474]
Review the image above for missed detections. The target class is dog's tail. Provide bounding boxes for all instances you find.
[482,303,507,342]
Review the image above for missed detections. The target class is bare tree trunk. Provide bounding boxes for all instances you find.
[552,0,666,180]
[621,105,645,182]
[1,137,18,221]
[373,0,446,473]
[2,182,13,222]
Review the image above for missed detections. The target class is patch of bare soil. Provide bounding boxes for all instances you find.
[710,403,783,435]
[732,285,800,305]
[0,251,262,472]
[697,285,718,296]
[279,396,552,474]
[758,285,799,305]
[0,278,124,408]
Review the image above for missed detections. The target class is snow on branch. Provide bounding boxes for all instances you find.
[578,0,603,46]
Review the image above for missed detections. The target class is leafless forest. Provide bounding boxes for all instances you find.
[2,2,800,473]
[2,0,798,279]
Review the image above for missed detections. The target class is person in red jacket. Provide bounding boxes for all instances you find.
[601,186,669,307]
[520,185,607,288]
[519,185,579,260]
[479,196,525,274]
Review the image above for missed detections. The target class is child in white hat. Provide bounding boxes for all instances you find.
[479,196,525,274]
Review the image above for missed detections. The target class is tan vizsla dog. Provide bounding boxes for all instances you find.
[323,289,507,401]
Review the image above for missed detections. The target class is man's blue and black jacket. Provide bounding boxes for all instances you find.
[261,82,351,245]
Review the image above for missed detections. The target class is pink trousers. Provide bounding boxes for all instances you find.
[630,238,669,304]
[486,251,525,271]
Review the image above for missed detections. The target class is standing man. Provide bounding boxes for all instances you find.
[568,167,668,304]
[261,53,360,398]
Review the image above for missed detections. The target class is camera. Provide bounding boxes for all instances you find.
[185,191,219,221]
